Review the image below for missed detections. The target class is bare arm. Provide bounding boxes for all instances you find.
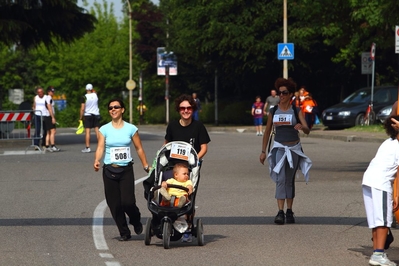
[394,167,399,213]
[80,103,85,120]
[391,101,398,116]
[197,143,208,160]
[132,132,149,170]
[187,184,193,195]
[296,110,310,134]
[259,112,273,165]
[94,132,105,171]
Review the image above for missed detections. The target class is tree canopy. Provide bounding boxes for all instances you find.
[0,0,97,49]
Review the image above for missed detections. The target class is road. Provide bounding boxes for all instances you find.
[0,127,396,265]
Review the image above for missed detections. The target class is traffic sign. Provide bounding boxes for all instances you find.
[126,79,136,90]
[361,52,372,75]
[370,43,376,61]
[396,26,399,54]
[277,43,294,60]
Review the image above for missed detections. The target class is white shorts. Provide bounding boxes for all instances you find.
[363,185,392,228]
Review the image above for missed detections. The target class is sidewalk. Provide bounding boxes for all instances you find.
[134,124,387,143]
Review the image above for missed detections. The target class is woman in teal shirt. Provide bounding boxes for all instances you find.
[94,98,150,241]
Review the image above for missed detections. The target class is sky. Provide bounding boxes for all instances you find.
[77,0,159,19]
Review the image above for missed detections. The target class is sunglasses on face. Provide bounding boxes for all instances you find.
[108,105,122,110]
[179,106,193,111]
[277,90,290,96]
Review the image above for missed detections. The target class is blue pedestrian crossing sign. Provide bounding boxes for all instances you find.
[277,43,294,60]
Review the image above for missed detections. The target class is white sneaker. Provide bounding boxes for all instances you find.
[46,147,53,153]
[51,146,60,152]
[259,132,263,136]
[81,147,91,153]
[181,232,192,243]
[369,253,397,266]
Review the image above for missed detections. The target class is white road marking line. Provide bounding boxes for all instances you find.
[99,253,114,258]
[93,200,109,250]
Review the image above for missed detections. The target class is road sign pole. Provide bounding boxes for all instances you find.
[165,65,169,125]
[283,0,288,78]
[370,43,376,105]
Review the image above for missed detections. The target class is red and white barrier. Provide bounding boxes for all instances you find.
[0,112,31,122]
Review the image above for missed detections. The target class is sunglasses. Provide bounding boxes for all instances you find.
[179,106,193,111]
[108,105,122,110]
[277,90,290,96]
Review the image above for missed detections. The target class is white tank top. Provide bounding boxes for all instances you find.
[84,93,100,116]
[34,95,50,117]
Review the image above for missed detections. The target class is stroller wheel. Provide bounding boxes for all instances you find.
[144,217,152,245]
[196,219,204,246]
[162,221,171,249]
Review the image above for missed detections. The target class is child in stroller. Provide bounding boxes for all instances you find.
[159,163,193,208]
[144,141,204,249]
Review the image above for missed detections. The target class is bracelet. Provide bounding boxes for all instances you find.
[261,151,266,153]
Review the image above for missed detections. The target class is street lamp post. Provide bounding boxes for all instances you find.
[126,0,135,123]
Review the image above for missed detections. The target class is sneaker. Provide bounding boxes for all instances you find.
[182,232,192,243]
[51,146,60,152]
[285,209,295,224]
[369,253,397,266]
[159,187,171,201]
[274,210,285,225]
[133,222,143,235]
[46,147,53,153]
[256,132,260,136]
[259,132,263,136]
[177,196,186,208]
[81,147,91,153]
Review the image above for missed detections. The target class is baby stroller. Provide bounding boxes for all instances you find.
[144,141,204,249]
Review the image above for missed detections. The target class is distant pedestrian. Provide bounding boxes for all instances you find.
[32,87,54,150]
[362,115,399,266]
[80,83,100,153]
[301,93,318,130]
[45,86,60,152]
[263,89,280,116]
[252,96,265,136]
[192,93,201,121]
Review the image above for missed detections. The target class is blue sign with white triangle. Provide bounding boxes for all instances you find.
[277,43,294,60]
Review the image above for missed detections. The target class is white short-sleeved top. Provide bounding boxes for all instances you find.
[362,138,399,192]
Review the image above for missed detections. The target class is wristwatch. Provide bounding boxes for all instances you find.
[143,165,149,172]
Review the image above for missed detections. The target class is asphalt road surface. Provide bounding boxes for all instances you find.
[0,127,396,265]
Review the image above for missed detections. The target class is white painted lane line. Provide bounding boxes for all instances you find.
[93,200,109,250]
[99,253,114,258]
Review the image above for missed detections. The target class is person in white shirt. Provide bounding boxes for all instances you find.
[362,115,399,266]
[32,87,55,150]
[80,83,100,153]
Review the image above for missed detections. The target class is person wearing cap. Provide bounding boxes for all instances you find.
[80,83,100,153]
[45,86,60,152]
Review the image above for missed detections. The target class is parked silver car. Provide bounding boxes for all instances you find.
[376,105,392,123]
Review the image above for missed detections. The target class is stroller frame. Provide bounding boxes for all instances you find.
[144,141,204,249]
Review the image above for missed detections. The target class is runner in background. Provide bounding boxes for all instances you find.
[252,96,265,136]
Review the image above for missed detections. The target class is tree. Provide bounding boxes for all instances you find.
[0,0,97,49]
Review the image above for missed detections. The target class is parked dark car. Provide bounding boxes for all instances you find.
[376,105,393,123]
[322,86,397,129]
